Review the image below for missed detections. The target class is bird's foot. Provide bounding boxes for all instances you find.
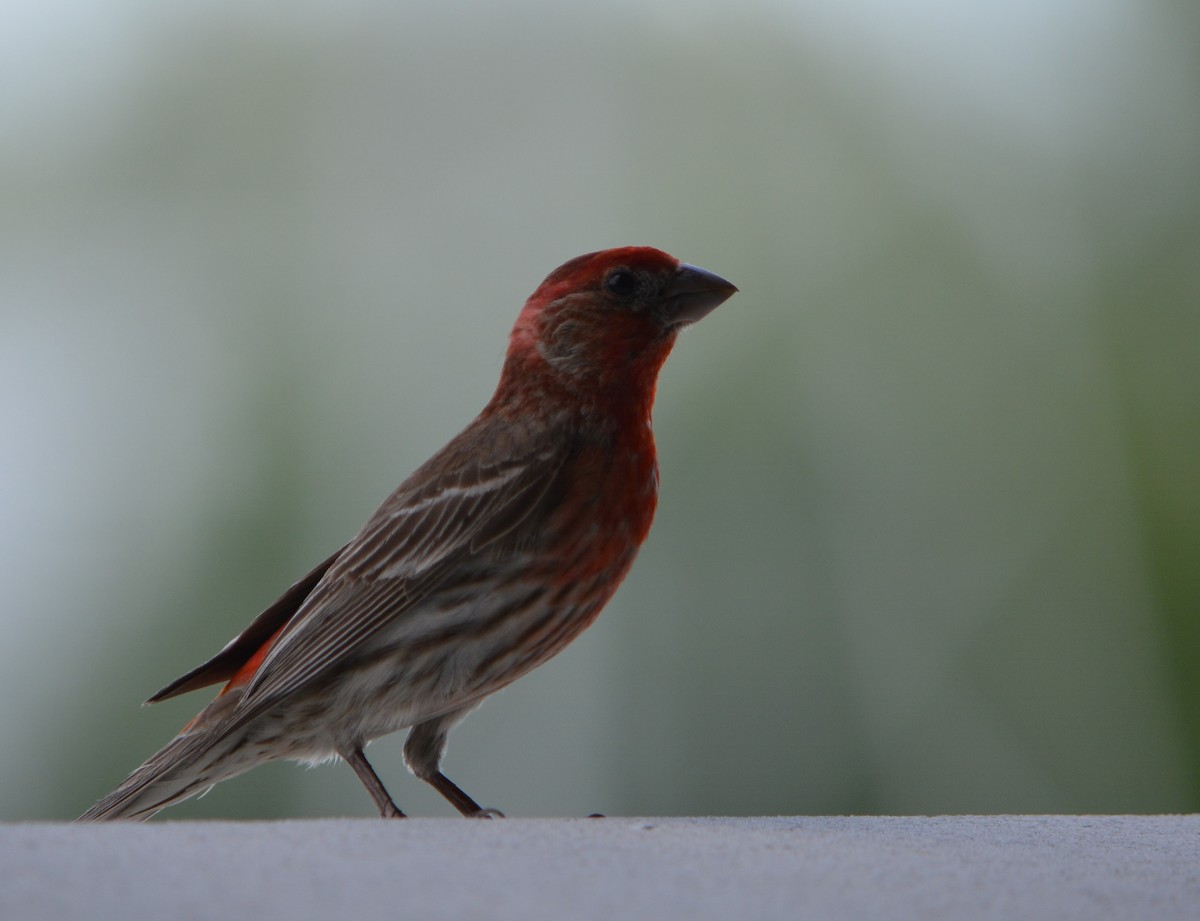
[465,807,505,819]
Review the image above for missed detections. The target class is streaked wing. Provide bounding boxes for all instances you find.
[233,420,568,713]
[146,545,347,703]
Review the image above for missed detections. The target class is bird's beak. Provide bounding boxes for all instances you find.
[666,263,738,326]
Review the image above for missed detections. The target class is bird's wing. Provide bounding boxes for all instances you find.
[232,418,569,713]
[146,546,347,703]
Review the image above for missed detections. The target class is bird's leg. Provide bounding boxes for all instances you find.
[341,746,406,818]
[404,714,503,818]
[426,771,504,818]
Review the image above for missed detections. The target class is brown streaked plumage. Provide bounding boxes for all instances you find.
[79,247,736,821]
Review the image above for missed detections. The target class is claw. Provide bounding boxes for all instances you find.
[468,807,505,819]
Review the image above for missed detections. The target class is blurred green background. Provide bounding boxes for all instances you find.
[2,0,1197,820]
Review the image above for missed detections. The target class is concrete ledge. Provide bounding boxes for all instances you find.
[3,816,1196,921]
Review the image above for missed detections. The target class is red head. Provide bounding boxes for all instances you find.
[498,247,737,416]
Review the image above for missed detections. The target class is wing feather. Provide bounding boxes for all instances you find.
[146,544,347,703]
[233,420,568,713]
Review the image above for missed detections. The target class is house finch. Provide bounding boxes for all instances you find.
[79,246,736,821]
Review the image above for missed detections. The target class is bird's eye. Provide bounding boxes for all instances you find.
[603,268,637,298]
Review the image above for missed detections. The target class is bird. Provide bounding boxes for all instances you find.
[79,246,737,820]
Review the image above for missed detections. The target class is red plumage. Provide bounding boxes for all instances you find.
[79,246,736,820]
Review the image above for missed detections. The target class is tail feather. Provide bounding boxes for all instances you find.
[78,726,250,821]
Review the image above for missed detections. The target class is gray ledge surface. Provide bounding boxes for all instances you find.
[4,816,1197,921]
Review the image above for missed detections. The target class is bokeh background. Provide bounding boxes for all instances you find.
[2,0,1197,821]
